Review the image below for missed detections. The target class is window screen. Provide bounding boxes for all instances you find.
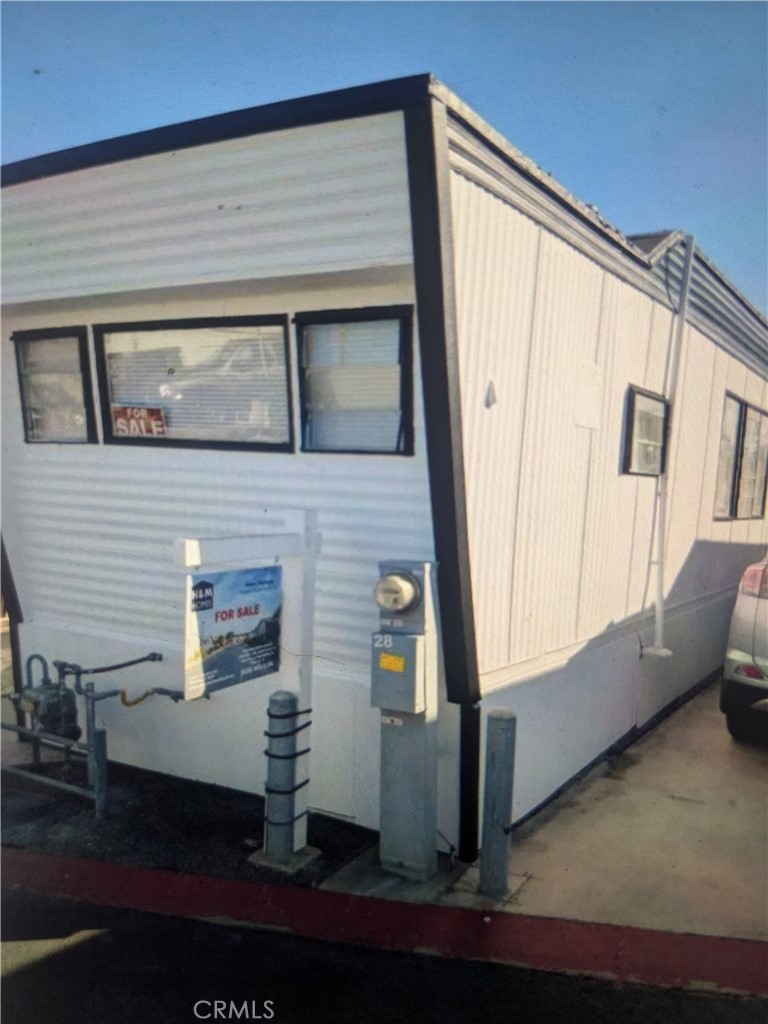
[714,394,768,520]
[95,318,292,449]
[622,387,669,476]
[13,327,95,443]
[713,396,742,517]
[296,308,413,454]
[736,407,768,519]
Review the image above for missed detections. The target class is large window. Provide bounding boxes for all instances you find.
[622,386,669,476]
[295,307,413,454]
[13,327,97,443]
[714,394,768,520]
[94,317,293,450]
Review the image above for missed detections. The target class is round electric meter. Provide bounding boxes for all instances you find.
[374,571,421,613]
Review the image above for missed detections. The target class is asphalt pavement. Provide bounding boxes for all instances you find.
[3,888,765,1024]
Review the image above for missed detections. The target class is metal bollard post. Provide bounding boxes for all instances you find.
[84,683,96,786]
[479,711,517,898]
[264,691,302,864]
[93,728,108,820]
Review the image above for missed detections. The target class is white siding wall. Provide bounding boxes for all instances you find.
[2,113,413,302]
[449,167,767,821]
[2,271,435,831]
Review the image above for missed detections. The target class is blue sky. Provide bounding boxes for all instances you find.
[2,1,766,312]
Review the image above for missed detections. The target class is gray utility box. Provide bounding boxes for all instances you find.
[371,632,426,714]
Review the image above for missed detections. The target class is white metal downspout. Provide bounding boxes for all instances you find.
[644,234,695,658]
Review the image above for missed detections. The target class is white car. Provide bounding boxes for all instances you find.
[720,552,768,743]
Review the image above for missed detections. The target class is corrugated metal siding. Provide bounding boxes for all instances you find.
[448,160,766,819]
[2,113,413,303]
[448,166,767,686]
[4,458,432,654]
[1,275,433,828]
[648,239,767,377]
[448,112,765,383]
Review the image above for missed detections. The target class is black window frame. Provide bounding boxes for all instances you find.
[92,315,295,453]
[294,305,414,456]
[714,392,768,521]
[12,325,98,444]
[621,385,670,477]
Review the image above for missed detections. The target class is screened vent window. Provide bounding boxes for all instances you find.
[13,327,96,443]
[295,307,413,455]
[94,318,292,450]
[714,394,768,520]
[622,387,669,476]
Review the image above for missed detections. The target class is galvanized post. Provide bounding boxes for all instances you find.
[93,728,108,820]
[84,683,96,786]
[31,731,41,769]
[265,690,300,864]
[479,711,517,898]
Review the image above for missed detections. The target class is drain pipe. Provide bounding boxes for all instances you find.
[644,234,695,659]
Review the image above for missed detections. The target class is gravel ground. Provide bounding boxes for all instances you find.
[1,751,376,887]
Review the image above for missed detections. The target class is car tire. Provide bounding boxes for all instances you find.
[725,711,768,744]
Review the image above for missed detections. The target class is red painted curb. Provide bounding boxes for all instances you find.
[3,847,767,996]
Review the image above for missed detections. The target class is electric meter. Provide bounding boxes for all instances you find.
[373,571,421,614]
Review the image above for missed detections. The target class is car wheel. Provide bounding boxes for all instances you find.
[725,711,768,744]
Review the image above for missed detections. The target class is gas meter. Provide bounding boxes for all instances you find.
[19,656,81,741]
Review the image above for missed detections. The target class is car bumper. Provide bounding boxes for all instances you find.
[720,675,768,715]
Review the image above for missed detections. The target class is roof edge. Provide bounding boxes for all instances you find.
[694,244,768,333]
[633,231,768,331]
[2,73,436,187]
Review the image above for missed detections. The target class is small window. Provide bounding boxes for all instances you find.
[295,307,413,454]
[93,317,293,450]
[714,394,768,520]
[13,327,96,443]
[622,387,669,476]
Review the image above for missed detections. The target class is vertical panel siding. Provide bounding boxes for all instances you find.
[2,113,413,302]
[698,346,733,544]
[663,329,717,604]
[506,232,605,662]
[577,276,654,639]
[448,167,766,690]
[450,173,540,671]
[625,301,676,617]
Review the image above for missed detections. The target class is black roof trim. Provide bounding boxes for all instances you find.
[2,74,434,187]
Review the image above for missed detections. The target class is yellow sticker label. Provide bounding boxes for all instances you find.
[379,652,406,673]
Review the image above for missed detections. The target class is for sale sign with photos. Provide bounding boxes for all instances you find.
[184,565,282,699]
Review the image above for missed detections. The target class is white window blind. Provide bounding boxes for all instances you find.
[102,324,290,445]
[301,319,403,452]
[16,334,90,442]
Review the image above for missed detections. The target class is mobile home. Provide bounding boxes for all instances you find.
[3,75,766,866]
